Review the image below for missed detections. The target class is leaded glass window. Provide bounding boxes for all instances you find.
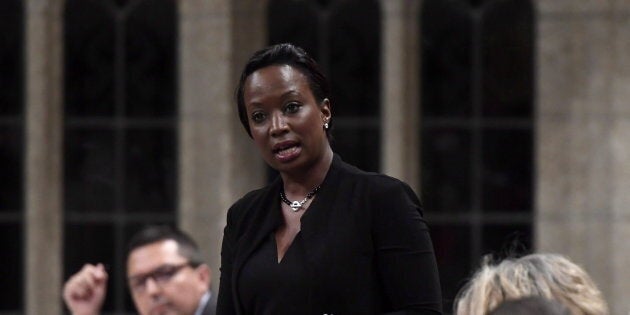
[268,0,381,172]
[421,0,534,311]
[0,0,24,313]
[63,0,177,312]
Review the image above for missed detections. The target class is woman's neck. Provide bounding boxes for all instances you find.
[280,146,333,196]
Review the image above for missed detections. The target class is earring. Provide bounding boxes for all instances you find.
[324,122,329,129]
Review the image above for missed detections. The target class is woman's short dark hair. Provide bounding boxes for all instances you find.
[126,225,204,267]
[235,43,332,139]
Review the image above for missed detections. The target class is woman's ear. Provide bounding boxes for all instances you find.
[320,98,332,121]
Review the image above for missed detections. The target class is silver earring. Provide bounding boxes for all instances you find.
[324,122,329,129]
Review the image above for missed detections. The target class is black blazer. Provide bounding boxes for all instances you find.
[217,155,442,315]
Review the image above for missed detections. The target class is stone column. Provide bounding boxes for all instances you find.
[24,0,64,314]
[178,0,267,294]
[229,0,269,195]
[536,1,630,314]
[380,0,422,191]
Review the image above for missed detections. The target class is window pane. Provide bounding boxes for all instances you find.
[125,0,176,117]
[0,127,23,212]
[482,223,532,257]
[0,223,22,310]
[0,1,23,312]
[421,128,471,213]
[64,129,116,213]
[331,127,379,172]
[421,0,473,117]
[482,0,534,117]
[64,0,116,117]
[268,0,320,61]
[329,0,380,117]
[0,0,23,116]
[112,0,132,8]
[64,224,117,312]
[431,224,472,312]
[421,1,534,312]
[482,129,532,212]
[64,1,177,313]
[124,129,176,213]
[268,0,381,177]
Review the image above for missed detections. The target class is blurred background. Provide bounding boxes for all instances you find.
[2,0,629,314]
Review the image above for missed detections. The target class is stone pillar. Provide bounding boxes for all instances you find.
[24,0,64,314]
[230,0,269,195]
[536,2,630,314]
[178,0,267,294]
[380,0,422,191]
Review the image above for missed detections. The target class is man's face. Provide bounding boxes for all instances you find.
[127,240,210,315]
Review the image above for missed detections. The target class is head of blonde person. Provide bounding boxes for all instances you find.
[454,253,609,315]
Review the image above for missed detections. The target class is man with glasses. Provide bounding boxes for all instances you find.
[63,225,215,315]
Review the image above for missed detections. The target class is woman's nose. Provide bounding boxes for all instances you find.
[270,112,289,136]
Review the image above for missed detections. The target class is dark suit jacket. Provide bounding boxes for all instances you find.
[217,155,442,315]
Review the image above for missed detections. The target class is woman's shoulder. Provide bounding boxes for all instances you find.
[226,180,279,222]
[334,157,425,219]
[234,184,272,205]
[334,156,411,191]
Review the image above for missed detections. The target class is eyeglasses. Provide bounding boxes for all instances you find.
[128,262,191,293]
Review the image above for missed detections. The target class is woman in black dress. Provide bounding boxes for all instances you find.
[216,43,442,315]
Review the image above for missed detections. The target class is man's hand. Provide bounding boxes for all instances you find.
[62,263,108,315]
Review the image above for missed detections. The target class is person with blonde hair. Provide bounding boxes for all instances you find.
[487,296,571,315]
[454,253,609,315]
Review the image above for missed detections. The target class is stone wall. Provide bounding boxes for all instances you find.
[536,1,630,314]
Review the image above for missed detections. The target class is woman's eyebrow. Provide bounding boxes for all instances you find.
[281,90,300,98]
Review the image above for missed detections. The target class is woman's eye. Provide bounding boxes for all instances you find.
[285,103,300,114]
[251,112,266,123]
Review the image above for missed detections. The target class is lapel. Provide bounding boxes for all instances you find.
[296,155,353,311]
[299,155,344,268]
[230,177,283,314]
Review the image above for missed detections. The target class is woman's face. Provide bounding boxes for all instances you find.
[243,64,331,174]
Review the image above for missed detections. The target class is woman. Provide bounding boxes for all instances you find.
[217,43,442,315]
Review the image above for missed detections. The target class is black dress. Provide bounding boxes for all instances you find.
[238,233,309,314]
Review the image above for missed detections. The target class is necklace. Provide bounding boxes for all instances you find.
[280,185,321,212]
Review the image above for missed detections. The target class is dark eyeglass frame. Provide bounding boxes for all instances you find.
[128,262,193,293]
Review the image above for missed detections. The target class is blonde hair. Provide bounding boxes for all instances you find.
[454,253,609,315]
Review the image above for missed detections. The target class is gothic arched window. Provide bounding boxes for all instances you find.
[268,0,381,172]
[421,0,534,309]
[63,0,177,311]
[0,0,24,312]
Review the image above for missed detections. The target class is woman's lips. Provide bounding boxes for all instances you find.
[274,144,301,162]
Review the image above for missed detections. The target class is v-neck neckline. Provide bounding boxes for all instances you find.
[273,231,302,264]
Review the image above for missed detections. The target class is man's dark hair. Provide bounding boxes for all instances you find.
[126,225,204,267]
[235,43,332,139]
[488,297,571,315]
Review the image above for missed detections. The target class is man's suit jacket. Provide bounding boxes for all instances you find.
[202,292,217,315]
[217,155,442,315]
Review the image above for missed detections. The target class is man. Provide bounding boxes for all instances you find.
[63,225,215,315]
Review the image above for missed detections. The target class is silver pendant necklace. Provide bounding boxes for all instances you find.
[280,185,321,212]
